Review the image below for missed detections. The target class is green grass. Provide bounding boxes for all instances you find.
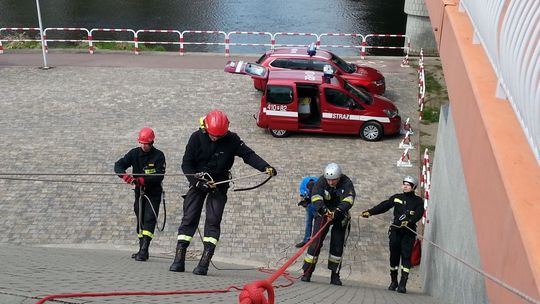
[424,70,444,95]
[420,106,440,124]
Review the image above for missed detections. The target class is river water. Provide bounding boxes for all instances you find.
[0,0,407,55]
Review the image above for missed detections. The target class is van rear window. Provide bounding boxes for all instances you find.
[266,86,293,104]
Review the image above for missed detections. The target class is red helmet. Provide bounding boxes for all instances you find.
[204,110,229,137]
[138,127,155,144]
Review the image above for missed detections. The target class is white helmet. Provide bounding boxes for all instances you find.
[324,163,342,180]
[403,175,418,189]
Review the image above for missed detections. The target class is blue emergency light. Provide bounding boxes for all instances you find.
[307,43,316,56]
[323,64,334,83]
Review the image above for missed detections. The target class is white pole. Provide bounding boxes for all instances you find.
[35,0,49,69]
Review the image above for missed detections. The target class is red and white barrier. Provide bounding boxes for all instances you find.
[272,32,318,50]
[42,28,90,53]
[0,27,41,54]
[180,30,227,56]
[421,148,431,224]
[399,131,415,150]
[134,29,182,55]
[0,26,413,59]
[226,31,273,56]
[318,33,364,55]
[400,117,414,135]
[396,147,413,167]
[364,34,410,67]
[88,28,137,54]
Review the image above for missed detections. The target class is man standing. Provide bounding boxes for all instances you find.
[114,127,166,261]
[169,110,276,275]
[301,163,355,286]
[361,175,423,293]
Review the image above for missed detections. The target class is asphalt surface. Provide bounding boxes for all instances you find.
[0,50,438,304]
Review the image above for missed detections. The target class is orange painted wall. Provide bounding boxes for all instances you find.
[425,1,540,303]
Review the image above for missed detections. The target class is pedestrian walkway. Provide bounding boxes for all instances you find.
[0,244,438,304]
[0,50,438,303]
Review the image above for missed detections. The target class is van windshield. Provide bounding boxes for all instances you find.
[344,81,373,105]
[331,54,356,73]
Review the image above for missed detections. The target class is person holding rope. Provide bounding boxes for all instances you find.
[114,127,166,262]
[361,175,423,293]
[169,110,277,276]
[301,163,355,286]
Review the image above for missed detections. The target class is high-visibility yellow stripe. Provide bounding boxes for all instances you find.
[390,266,399,271]
[323,190,331,200]
[328,254,341,263]
[142,230,154,238]
[401,266,410,273]
[342,196,354,204]
[203,237,218,245]
[144,168,156,174]
[137,233,143,238]
[394,198,403,204]
[311,195,323,202]
[177,234,193,242]
[304,254,317,264]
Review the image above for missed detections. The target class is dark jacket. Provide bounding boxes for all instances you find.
[310,174,356,214]
[114,146,166,195]
[367,191,423,230]
[181,129,269,187]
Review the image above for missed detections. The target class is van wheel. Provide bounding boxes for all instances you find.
[360,121,383,141]
[269,129,290,138]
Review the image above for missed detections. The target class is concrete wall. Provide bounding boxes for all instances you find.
[404,0,438,55]
[422,1,540,303]
[421,104,487,304]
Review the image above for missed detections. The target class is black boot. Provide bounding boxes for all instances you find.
[135,236,151,261]
[301,262,315,282]
[388,270,399,291]
[330,271,342,286]
[131,238,143,259]
[169,242,188,272]
[193,243,215,276]
[397,272,408,293]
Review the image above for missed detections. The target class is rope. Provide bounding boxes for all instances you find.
[364,215,540,304]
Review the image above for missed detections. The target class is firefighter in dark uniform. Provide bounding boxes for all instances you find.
[361,175,423,293]
[114,127,166,262]
[301,163,355,286]
[169,110,277,275]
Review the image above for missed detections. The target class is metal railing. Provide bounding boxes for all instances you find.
[459,0,540,163]
[0,27,410,60]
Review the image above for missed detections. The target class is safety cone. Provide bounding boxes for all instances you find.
[397,148,413,167]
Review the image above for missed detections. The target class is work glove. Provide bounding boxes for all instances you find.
[134,177,145,186]
[195,180,216,192]
[122,174,135,184]
[297,197,309,208]
[325,210,335,220]
[265,166,277,176]
[361,211,370,218]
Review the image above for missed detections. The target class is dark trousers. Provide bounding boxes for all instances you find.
[134,191,161,237]
[177,187,228,242]
[306,215,347,271]
[388,227,415,270]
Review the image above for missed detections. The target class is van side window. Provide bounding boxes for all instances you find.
[270,59,289,68]
[266,85,293,104]
[324,89,356,108]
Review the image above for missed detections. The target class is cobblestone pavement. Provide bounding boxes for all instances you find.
[0,245,438,304]
[0,51,436,303]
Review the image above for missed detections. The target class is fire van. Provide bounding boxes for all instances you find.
[225,61,401,141]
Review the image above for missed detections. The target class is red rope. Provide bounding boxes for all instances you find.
[34,218,331,304]
[238,218,331,304]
